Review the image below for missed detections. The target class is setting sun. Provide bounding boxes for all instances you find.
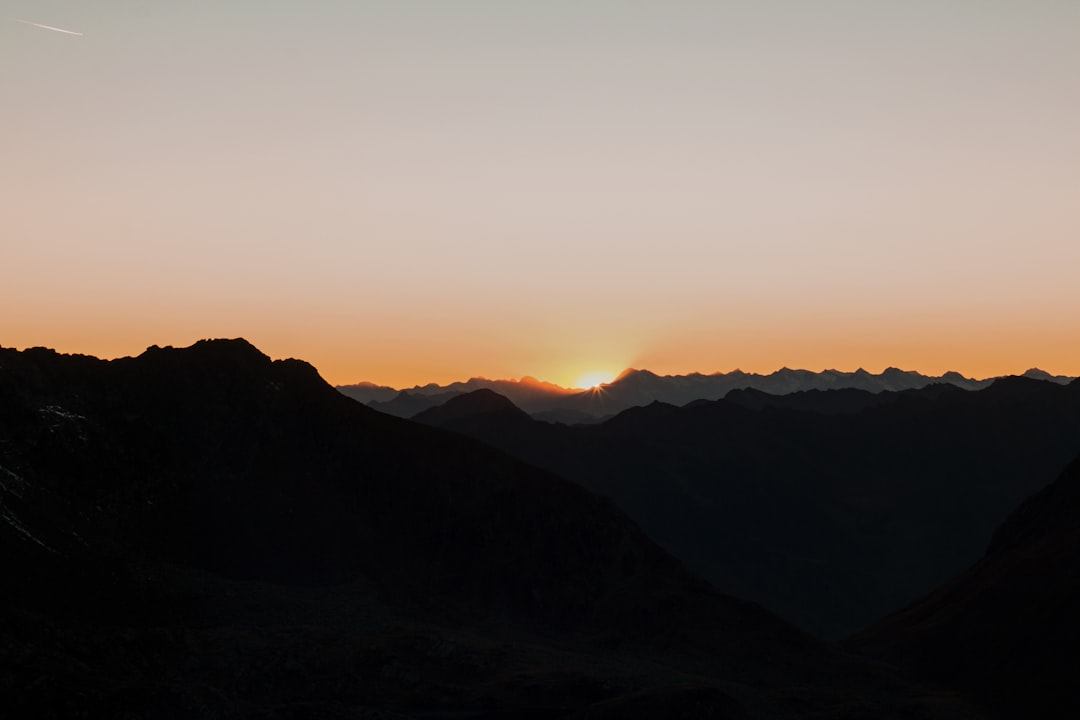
[575,370,617,390]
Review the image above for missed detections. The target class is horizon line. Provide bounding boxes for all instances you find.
[2,338,1074,392]
[340,364,1075,392]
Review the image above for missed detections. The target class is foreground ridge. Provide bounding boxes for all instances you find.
[0,339,978,718]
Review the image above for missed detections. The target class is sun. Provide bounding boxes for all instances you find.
[575,370,617,390]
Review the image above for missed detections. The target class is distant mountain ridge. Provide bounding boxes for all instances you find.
[340,374,579,418]
[340,366,1074,420]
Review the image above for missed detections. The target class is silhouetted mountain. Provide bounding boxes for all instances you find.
[363,376,577,418]
[0,340,975,718]
[852,451,1080,718]
[1021,367,1074,384]
[416,379,1080,638]
[368,388,465,417]
[341,366,1051,420]
[337,379,399,404]
[412,388,532,427]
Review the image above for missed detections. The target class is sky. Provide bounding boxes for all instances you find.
[3,1,1078,388]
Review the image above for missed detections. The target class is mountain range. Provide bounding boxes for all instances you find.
[340,366,1075,421]
[1,339,983,719]
[411,378,1080,638]
[4,338,1079,718]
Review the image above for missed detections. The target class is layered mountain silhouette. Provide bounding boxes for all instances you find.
[341,366,1074,421]
[342,375,579,419]
[413,379,1080,638]
[0,340,979,718]
[852,452,1080,718]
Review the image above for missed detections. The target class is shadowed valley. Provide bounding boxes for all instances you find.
[410,380,1080,639]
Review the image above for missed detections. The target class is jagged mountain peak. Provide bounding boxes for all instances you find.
[613,367,657,382]
[132,339,337,402]
[344,365,1071,421]
[1019,368,1075,385]
[143,337,267,361]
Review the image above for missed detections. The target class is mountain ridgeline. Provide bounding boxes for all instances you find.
[411,378,1080,639]
[1,339,985,719]
[340,366,1074,421]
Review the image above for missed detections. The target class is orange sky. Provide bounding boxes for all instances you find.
[3,2,1078,388]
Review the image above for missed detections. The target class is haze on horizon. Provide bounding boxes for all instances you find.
[3,1,1078,388]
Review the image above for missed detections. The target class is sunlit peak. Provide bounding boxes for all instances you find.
[575,370,617,390]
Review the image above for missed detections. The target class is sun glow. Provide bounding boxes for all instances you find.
[575,370,617,390]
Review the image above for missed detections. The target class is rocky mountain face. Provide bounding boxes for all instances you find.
[0,340,978,719]
[414,379,1080,638]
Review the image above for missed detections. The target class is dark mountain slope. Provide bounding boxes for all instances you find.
[367,388,466,418]
[851,452,1080,718]
[722,386,903,414]
[416,380,1080,638]
[413,388,532,426]
[0,339,752,632]
[0,340,974,719]
[362,376,577,418]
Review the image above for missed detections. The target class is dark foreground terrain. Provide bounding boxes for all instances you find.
[0,340,980,719]
[853,453,1080,719]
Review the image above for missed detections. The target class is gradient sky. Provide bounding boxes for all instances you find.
[4,1,1078,388]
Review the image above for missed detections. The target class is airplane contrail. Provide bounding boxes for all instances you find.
[13,18,84,36]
